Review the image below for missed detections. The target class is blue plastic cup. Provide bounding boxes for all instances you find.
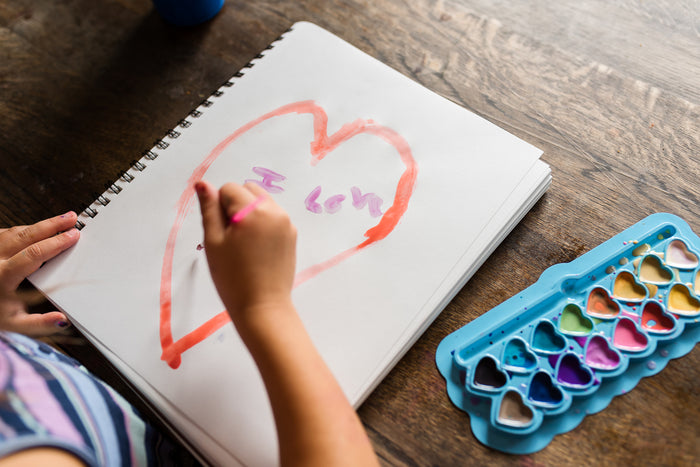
[152,0,224,26]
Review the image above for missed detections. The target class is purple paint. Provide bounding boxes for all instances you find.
[324,194,346,213]
[548,354,561,369]
[350,186,383,217]
[557,353,593,387]
[305,186,323,213]
[585,335,620,370]
[573,336,587,348]
[246,166,286,193]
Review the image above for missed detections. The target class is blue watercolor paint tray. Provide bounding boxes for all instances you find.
[436,213,700,454]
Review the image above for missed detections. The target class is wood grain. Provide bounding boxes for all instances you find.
[1,0,698,465]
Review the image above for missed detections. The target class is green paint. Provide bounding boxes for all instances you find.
[559,304,593,335]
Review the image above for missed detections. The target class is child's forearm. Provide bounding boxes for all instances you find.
[233,303,379,467]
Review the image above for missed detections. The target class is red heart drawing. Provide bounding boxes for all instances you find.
[159,101,417,368]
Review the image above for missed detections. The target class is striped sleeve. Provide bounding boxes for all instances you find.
[0,332,198,466]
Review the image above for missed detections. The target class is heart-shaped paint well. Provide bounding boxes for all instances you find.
[531,320,567,354]
[559,304,594,336]
[613,317,648,352]
[502,337,537,373]
[584,335,622,370]
[641,301,676,334]
[556,352,594,388]
[471,356,508,391]
[528,371,564,408]
[637,255,673,285]
[612,271,647,302]
[665,239,699,269]
[497,390,535,428]
[159,101,417,368]
[667,283,700,317]
[586,287,620,319]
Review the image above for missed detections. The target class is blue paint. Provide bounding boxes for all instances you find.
[532,320,566,353]
[503,338,537,372]
[528,372,563,405]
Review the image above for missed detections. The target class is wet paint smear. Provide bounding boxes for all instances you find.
[557,353,593,387]
[159,100,418,368]
[632,243,651,256]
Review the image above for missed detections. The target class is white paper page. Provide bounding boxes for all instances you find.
[31,22,548,466]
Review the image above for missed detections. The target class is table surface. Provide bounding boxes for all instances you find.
[2,0,699,465]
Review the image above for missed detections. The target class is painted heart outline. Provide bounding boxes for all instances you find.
[160,101,418,368]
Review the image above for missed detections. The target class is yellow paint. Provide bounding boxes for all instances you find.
[613,271,646,301]
[668,284,700,316]
[638,255,672,284]
[645,283,658,296]
[632,243,651,256]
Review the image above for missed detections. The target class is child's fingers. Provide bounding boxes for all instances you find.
[1,311,71,338]
[219,183,259,221]
[196,180,226,241]
[1,228,80,290]
[0,212,77,259]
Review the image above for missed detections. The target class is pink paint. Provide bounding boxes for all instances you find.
[621,310,638,320]
[159,100,417,368]
[231,195,266,223]
[613,318,648,351]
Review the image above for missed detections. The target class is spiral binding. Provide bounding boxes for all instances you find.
[73,29,291,230]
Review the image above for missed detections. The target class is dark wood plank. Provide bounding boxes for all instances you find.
[1,0,698,465]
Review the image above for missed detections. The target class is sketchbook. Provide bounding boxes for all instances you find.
[29,22,550,466]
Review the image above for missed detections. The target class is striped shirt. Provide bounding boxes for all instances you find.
[0,331,197,466]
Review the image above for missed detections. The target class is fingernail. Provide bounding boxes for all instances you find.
[194,181,206,196]
[60,211,75,219]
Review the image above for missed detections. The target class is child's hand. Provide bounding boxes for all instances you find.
[195,181,297,325]
[0,212,80,336]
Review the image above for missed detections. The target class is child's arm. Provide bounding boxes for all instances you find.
[196,181,379,467]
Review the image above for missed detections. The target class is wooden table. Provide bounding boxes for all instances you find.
[2,1,698,465]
